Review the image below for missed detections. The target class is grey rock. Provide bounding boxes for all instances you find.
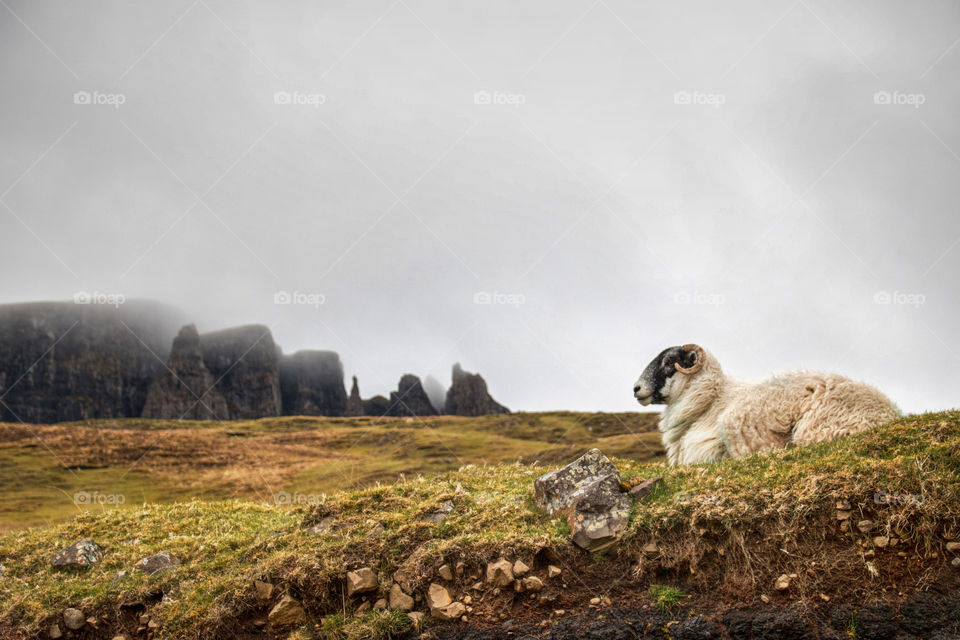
[51,539,103,569]
[628,476,663,500]
[443,363,509,416]
[279,350,347,416]
[423,499,454,524]
[62,608,84,630]
[200,325,281,419]
[0,301,183,423]
[565,473,632,552]
[386,374,437,417]
[534,448,619,515]
[345,376,364,416]
[362,394,390,417]
[141,324,229,420]
[136,552,180,574]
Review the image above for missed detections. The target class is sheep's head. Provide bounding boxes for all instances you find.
[633,344,705,406]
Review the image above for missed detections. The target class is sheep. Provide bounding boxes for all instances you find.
[632,344,900,465]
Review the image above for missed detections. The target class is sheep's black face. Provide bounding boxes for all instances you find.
[633,346,697,405]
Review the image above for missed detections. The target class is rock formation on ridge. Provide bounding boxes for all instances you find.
[141,324,229,420]
[279,350,347,416]
[444,363,509,416]
[385,374,437,417]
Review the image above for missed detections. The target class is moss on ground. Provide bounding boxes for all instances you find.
[0,411,957,639]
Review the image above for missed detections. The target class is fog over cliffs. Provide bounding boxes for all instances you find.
[0,300,509,423]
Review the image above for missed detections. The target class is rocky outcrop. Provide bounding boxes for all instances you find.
[362,395,390,417]
[200,325,281,419]
[386,374,438,417]
[345,376,363,416]
[279,350,347,417]
[141,325,229,420]
[444,363,509,416]
[0,301,183,423]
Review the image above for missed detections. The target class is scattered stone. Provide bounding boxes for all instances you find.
[427,583,453,610]
[463,595,472,605]
[522,576,544,592]
[268,595,306,627]
[836,510,852,521]
[355,601,371,614]
[548,565,562,578]
[566,473,633,552]
[423,500,455,524]
[643,542,658,554]
[874,536,890,548]
[952,558,960,568]
[51,540,103,569]
[512,560,530,577]
[254,580,275,602]
[836,499,851,510]
[433,601,466,621]
[760,594,770,603]
[113,635,129,640]
[438,563,454,581]
[774,574,791,591]
[373,598,387,610]
[62,609,84,630]
[486,558,514,587]
[840,520,850,532]
[48,624,62,639]
[389,584,414,611]
[85,617,98,628]
[820,594,831,602]
[306,516,344,535]
[857,520,875,533]
[471,581,483,590]
[946,542,960,552]
[590,597,601,605]
[407,612,425,629]
[346,568,378,596]
[455,561,465,576]
[864,549,876,558]
[514,579,525,593]
[534,448,619,515]
[136,552,180,575]
[627,476,663,500]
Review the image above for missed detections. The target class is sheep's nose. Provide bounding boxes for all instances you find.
[633,384,642,394]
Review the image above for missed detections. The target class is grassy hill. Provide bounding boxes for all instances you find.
[0,412,661,532]
[1,411,959,639]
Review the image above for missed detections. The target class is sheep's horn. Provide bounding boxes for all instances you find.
[674,344,705,375]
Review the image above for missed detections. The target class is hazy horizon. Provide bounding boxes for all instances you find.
[3,1,959,414]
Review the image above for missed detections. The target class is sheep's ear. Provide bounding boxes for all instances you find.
[681,348,698,368]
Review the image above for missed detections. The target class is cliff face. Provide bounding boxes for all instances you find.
[141,324,229,420]
[200,325,281,419]
[279,350,347,417]
[0,301,183,423]
[345,376,363,416]
[444,363,510,416]
[386,374,438,417]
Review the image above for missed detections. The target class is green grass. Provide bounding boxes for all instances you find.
[0,410,957,639]
[648,584,685,611]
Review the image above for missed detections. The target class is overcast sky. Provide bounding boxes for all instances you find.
[2,0,959,414]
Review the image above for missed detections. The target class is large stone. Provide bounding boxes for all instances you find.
[346,568,378,596]
[62,609,84,630]
[433,601,465,621]
[141,324,229,420]
[427,583,453,609]
[279,350,347,417]
[0,301,183,423]
[135,552,180,575]
[443,363,509,416]
[534,448,620,515]
[345,376,364,416]
[486,559,514,587]
[389,583,414,610]
[385,374,438,417]
[565,474,632,552]
[268,595,306,627]
[200,325,281,419]
[51,540,103,569]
